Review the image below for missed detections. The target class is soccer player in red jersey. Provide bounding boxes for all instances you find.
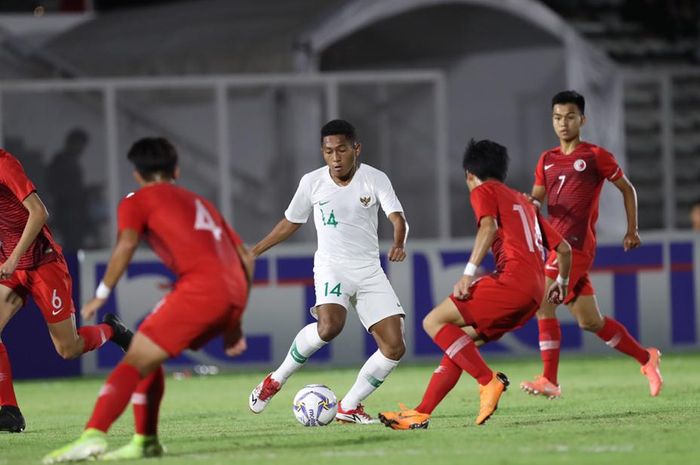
[520,91,663,399]
[43,138,254,463]
[0,149,132,433]
[379,139,571,429]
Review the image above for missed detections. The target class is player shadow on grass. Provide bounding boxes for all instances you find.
[162,431,398,457]
[508,409,661,426]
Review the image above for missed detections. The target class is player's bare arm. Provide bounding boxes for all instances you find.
[612,175,641,251]
[251,218,302,257]
[547,240,572,304]
[0,193,49,280]
[80,228,140,320]
[235,243,255,287]
[528,185,546,209]
[454,215,498,300]
[387,212,408,262]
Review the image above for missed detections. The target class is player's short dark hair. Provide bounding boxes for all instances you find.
[127,137,178,181]
[692,198,700,208]
[462,138,509,182]
[321,119,357,144]
[552,90,585,114]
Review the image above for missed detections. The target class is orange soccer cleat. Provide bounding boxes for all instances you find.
[641,347,663,397]
[519,375,561,399]
[476,372,509,425]
[378,403,430,430]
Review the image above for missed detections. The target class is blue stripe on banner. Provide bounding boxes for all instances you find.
[413,253,440,355]
[253,257,269,284]
[593,244,663,270]
[277,256,314,283]
[614,273,639,339]
[670,243,696,344]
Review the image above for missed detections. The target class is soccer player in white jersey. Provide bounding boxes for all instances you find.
[249,119,408,424]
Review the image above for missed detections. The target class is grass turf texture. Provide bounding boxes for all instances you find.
[2,353,699,465]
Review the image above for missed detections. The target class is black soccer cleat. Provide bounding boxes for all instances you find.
[103,313,134,352]
[0,405,25,433]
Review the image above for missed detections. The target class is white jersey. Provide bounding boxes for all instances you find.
[285,163,403,263]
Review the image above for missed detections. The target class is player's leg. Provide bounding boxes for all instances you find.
[0,283,25,433]
[249,303,344,413]
[101,366,165,460]
[520,289,562,399]
[337,315,404,424]
[32,259,129,358]
[570,294,662,396]
[251,266,351,413]
[43,332,168,464]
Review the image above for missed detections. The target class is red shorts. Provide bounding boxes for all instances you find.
[138,279,246,357]
[0,255,75,324]
[544,249,595,304]
[450,275,540,342]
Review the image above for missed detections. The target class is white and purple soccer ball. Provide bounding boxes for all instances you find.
[292,384,338,426]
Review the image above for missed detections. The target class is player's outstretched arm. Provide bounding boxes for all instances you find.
[547,239,572,304]
[81,229,140,320]
[0,193,49,280]
[528,185,546,209]
[387,212,408,262]
[454,216,498,300]
[612,175,641,251]
[235,243,255,288]
[251,218,302,257]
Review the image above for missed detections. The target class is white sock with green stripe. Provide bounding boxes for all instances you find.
[340,350,400,411]
[271,323,326,384]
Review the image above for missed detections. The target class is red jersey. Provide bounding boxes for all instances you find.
[0,149,60,269]
[118,183,246,295]
[471,180,564,298]
[534,142,622,255]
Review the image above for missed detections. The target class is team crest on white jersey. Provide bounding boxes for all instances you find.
[360,196,371,207]
[574,159,587,172]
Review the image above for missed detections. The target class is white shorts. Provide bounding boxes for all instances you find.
[310,260,404,331]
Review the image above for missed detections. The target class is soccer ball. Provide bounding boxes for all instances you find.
[292,384,338,426]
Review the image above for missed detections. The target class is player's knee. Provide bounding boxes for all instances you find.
[381,341,405,361]
[577,317,603,332]
[316,320,343,341]
[55,342,81,360]
[422,314,439,338]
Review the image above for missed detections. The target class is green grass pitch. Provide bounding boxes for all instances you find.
[3,353,700,465]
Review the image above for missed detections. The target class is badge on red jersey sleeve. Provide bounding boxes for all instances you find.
[117,192,147,234]
[594,147,624,182]
[0,151,37,202]
[470,182,499,225]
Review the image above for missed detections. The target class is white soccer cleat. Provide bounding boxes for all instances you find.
[335,401,379,424]
[249,373,282,414]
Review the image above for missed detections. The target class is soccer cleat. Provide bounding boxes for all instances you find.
[476,372,509,425]
[249,373,281,413]
[378,403,430,430]
[42,428,107,464]
[102,313,134,352]
[0,405,25,433]
[336,401,378,424]
[519,375,561,399]
[641,347,663,397]
[101,434,164,460]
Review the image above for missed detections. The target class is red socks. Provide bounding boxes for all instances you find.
[415,355,461,414]
[538,318,561,385]
[78,324,114,353]
[132,366,165,436]
[596,317,649,365]
[433,324,493,386]
[0,343,18,407]
[86,363,142,432]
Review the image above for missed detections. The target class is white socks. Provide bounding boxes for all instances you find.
[340,350,400,411]
[271,323,326,384]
